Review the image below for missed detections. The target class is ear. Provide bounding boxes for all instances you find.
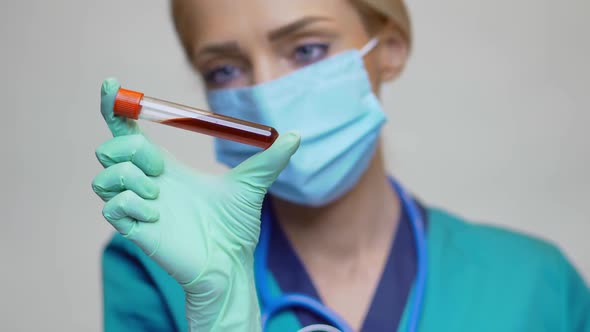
[376,21,409,83]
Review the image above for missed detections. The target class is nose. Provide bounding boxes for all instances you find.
[250,53,290,86]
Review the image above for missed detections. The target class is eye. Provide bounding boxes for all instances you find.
[292,43,329,66]
[204,65,242,87]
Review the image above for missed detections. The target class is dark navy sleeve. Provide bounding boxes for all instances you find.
[103,234,180,331]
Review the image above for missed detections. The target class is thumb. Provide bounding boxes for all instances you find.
[230,131,300,190]
[100,78,141,137]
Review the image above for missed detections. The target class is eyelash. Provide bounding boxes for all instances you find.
[204,65,241,88]
[203,43,330,88]
[292,42,330,66]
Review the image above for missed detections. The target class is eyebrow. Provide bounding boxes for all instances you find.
[195,16,331,59]
[268,16,332,41]
[196,41,242,57]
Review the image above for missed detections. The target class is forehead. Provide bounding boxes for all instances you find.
[185,0,362,42]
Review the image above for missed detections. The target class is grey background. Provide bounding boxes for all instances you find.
[0,0,588,330]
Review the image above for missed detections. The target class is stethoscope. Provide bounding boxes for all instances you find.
[254,178,428,332]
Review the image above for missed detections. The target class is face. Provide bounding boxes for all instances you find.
[179,0,408,94]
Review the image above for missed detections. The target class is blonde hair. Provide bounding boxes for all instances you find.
[352,0,411,45]
[171,0,411,59]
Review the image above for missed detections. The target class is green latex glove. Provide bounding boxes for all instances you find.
[92,78,300,331]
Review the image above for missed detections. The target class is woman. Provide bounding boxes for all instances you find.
[93,0,590,331]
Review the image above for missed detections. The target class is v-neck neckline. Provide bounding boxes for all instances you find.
[265,195,427,331]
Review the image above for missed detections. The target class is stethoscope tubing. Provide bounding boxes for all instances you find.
[391,180,428,332]
[255,178,427,332]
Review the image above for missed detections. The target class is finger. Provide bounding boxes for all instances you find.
[230,131,300,190]
[102,190,159,235]
[100,78,141,137]
[92,161,160,201]
[95,134,164,176]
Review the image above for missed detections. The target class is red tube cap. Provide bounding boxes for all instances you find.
[114,88,144,119]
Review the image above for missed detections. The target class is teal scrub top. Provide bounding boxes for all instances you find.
[102,207,590,331]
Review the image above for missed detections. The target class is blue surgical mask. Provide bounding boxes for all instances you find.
[207,38,386,206]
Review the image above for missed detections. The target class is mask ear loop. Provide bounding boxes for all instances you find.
[359,38,379,57]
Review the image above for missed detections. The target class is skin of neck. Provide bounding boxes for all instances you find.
[271,142,401,261]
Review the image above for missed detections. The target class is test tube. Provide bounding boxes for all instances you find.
[113,87,278,149]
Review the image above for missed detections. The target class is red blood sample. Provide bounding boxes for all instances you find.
[161,117,278,149]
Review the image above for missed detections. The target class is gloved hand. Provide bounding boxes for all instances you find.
[92,78,300,331]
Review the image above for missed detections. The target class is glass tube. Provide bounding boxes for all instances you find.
[113,87,278,149]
